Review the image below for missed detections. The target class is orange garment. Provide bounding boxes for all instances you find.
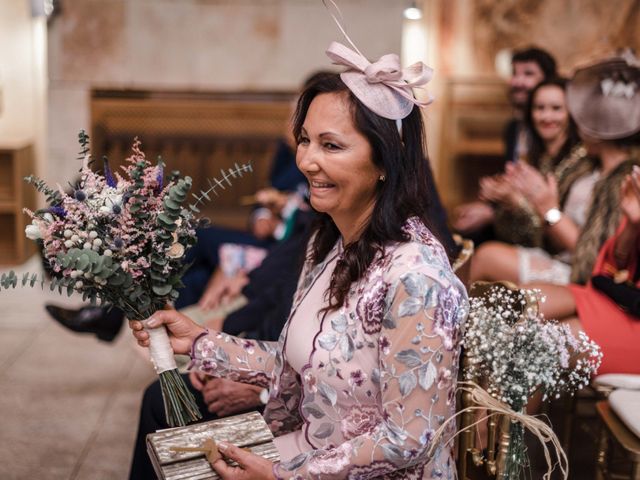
[569,218,640,374]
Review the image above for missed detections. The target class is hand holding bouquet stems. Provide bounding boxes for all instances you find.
[0,131,252,426]
[130,309,206,355]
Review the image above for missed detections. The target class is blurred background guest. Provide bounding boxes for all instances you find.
[453,47,557,243]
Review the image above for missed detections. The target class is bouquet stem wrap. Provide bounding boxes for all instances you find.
[144,322,202,427]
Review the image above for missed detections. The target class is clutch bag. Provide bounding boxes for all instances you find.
[146,411,280,479]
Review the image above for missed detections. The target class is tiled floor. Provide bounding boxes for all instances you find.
[0,257,155,479]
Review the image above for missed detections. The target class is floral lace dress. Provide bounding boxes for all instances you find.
[189,218,468,479]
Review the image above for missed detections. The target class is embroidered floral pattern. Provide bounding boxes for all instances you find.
[346,461,425,479]
[340,405,382,439]
[356,276,389,334]
[189,218,468,479]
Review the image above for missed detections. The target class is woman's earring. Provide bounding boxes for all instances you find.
[379,174,386,182]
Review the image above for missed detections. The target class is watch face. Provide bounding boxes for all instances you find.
[545,208,562,225]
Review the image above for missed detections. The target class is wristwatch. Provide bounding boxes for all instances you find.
[543,207,562,226]
[259,388,269,405]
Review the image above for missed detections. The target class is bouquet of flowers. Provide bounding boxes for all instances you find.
[463,285,602,479]
[0,131,252,427]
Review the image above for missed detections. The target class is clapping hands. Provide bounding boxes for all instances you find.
[478,174,521,208]
[505,162,559,217]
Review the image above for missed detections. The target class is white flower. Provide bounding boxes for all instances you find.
[167,242,185,259]
[25,222,42,240]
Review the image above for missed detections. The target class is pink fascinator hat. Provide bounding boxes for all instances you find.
[323,1,434,121]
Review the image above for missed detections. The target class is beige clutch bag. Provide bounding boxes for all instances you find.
[146,411,280,479]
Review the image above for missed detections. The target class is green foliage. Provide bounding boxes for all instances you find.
[190,163,253,209]
[77,130,90,160]
[0,270,76,297]
[24,175,62,206]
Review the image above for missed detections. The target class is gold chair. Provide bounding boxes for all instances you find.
[457,280,536,480]
[596,395,640,479]
[452,234,474,288]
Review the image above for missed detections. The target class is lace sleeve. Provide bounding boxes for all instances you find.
[189,331,278,388]
[273,271,467,479]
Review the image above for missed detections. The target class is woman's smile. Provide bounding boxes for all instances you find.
[296,92,382,242]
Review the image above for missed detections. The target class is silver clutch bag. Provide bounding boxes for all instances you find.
[146,411,280,480]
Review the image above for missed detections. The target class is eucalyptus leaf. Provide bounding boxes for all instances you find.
[76,254,90,271]
[157,213,175,226]
[152,284,173,296]
[109,272,126,286]
[164,198,180,211]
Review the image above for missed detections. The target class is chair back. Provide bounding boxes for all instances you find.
[452,234,474,288]
[457,280,538,480]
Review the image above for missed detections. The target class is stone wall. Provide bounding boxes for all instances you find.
[46,0,403,186]
[0,0,47,180]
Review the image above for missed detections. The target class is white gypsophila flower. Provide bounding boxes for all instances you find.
[464,286,602,408]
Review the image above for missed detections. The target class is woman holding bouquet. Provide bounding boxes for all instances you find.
[130,42,467,479]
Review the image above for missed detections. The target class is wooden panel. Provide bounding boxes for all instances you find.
[0,143,36,266]
[437,77,512,211]
[91,90,295,230]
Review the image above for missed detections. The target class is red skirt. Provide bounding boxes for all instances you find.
[569,283,640,374]
[569,217,640,375]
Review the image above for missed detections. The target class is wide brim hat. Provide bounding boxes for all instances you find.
[567,52,640,140]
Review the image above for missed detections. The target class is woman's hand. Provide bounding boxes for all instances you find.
[202,378,262,416]
[255,188,289,215]
[199,269,249,311]
[212,442,276,480]
[452,201,495,234]
[620,169,640,227]
[478,174,521,208]
[189,371,209,392]
[506,162,559,217]
[129,309,206,355]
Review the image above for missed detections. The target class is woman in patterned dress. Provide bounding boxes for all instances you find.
[131,58,468,478]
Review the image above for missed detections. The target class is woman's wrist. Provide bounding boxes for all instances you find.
[189,328,210,359]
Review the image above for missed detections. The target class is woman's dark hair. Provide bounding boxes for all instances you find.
[524,77,580,169]
[292,73,451,311]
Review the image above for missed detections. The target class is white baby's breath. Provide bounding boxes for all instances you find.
[463,286,602,408]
